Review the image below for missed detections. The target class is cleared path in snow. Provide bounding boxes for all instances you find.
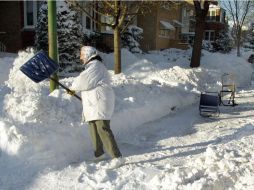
[27,88,254,190]
[125,88,254,165]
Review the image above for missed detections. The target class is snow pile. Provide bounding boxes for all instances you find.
[0,48,176,166]
[102,48,140,71]
[4,49,79,124]
[0,56,15,84]
[1,50,91,167]
[111,72,196,137]
[0,121,25,155]
[2,48,253,157]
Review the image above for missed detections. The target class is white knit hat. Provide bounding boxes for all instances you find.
[80,46,98,64]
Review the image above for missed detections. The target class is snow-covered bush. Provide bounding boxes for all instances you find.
[202,40,214,52]
[212,30,233,53]
[121,25,143,53]
[35,1,84,73]
[202,25,233,53]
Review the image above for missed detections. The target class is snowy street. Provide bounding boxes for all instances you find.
[1,49,254,189]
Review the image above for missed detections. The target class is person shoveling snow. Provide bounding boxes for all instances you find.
[20,46,124,169]
[69,46,124,169]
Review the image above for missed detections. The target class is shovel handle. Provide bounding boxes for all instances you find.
[50,77,82,101]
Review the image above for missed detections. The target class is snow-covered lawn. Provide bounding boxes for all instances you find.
[0,48,254,190]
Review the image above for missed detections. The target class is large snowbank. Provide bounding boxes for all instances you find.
[2,48,253,159]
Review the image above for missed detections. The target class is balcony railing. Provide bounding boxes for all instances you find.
[206,16,221,22]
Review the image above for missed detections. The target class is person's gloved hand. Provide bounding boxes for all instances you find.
[67,89,76,96]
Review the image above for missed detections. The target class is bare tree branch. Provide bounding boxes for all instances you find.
[221,0,253,56]
[67,0,114,27]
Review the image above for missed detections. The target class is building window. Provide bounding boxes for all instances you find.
[211,10,216,17]
[159,29,175,39]
[101,16,113,33]
[204,30,215,41]
[159,29,170,37]
[86,17,91,30]
[207,9,221,22]
[210,31,215,41]
[205,31,209,40]
[80,3,96,32]
[24,1,37,29]
[81,14,96,31]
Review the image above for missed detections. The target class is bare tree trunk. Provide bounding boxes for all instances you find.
[190,0,210,68]
[236,29,241,57]
[68,0,148,74]
[236,39,240,57]
[190,18,205,68]
[114,27,121,74]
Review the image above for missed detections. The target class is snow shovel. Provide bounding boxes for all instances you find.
[20,51,81,101]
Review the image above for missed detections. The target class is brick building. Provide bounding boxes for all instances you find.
[0,1,37,53]
[180,2,226,45]
[137,3,188,51]
[204,4,226,41]
[0,1,226,53]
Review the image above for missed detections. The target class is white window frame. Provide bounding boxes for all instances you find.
[23,0,37,29]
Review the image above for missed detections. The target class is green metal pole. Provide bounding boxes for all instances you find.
[48,0,59,92]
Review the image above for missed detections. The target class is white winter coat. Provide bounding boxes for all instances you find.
[71,60,115,122]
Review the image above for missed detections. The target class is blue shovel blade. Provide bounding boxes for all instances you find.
[20,51,59,83]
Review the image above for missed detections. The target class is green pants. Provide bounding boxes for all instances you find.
[88,120,122,158]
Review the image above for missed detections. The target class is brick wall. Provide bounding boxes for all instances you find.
[137,4,185,51]
[156,5,183,50]
[0,1,23,53]
[137,8,157,51]
[20,1,36,50]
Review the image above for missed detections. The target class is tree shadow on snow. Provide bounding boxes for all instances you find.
[127,122,254,165]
